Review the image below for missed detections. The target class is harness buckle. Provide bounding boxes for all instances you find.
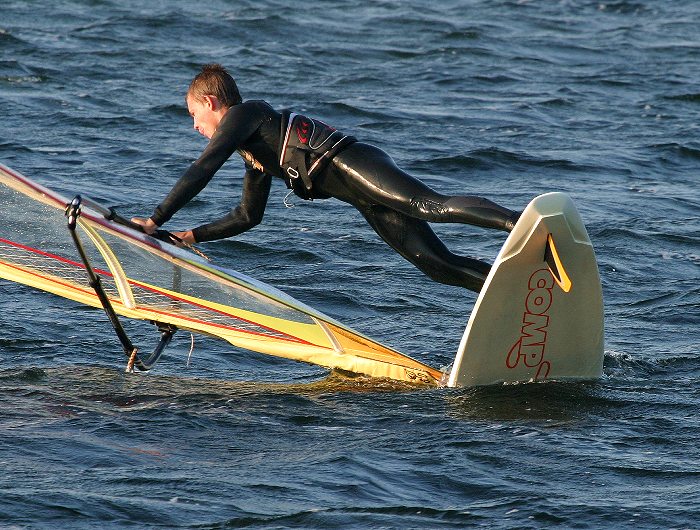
[287,167,300,179]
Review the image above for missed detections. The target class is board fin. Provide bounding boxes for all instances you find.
[544,233,572,293]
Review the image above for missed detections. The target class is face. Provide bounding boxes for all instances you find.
[186,94,223,139]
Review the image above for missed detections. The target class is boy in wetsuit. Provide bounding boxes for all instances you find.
[132,64,519,292]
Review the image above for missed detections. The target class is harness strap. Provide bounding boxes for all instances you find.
[279,112,313,191]
[278,110,355,199]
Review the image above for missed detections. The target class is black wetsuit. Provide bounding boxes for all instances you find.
[150,100,518,292]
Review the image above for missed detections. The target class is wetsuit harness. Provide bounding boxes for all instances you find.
[278,110,355,199]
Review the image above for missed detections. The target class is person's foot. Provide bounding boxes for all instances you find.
[504,211,521,232]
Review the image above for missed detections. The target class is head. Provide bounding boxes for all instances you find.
[186,64,242,139]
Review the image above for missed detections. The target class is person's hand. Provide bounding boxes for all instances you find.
[171,230,196,246]
[130,217,159,234]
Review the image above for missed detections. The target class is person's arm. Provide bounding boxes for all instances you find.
[149,136,237,227]
[149,103,264,227]
[190,167,273,242]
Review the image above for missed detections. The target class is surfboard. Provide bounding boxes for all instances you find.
[447,192,604,387]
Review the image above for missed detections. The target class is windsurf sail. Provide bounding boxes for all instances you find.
[0,164,442,385]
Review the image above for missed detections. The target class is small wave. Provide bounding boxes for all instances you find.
[0,58,50,85]
[603,349,658,375]
[0,28,28,48]
[472,147,590,170]
[214,505,485,528]
[614,286,699,325]
[415,154,483,171]
[536,97,575,107]
[0,141,33,155]
[415,148,590,173]
[596,2,653,15]
[149,103,188,117]
[594,226,652,240]
[604,347,700,386]
[603,465,700,478]
[472,73,520,84]
[444,381,606,422]
[0,74,44,84]
[648,142,700,160]
[42,113,145,130]
[0,367,47,382]
[326,101,400,121]
[666,93,700,103]
[655,352,700,371]
[372,46,426,60]
[444,29,481,40]
[221,11,285,24]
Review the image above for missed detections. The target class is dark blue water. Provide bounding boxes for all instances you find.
[1,1,699,528]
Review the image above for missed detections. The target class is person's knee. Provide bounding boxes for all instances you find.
[409,196,449,218]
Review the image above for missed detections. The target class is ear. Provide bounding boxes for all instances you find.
[203,95,221,111]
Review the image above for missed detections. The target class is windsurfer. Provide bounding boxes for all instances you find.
[132,64,520,292]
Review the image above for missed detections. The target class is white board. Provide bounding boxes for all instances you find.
[447,192,604,387]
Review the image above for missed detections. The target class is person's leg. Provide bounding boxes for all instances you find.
[321,142,519,231]
[359,204,490,292]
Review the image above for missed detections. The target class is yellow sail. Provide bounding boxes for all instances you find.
[0,164,441,385]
